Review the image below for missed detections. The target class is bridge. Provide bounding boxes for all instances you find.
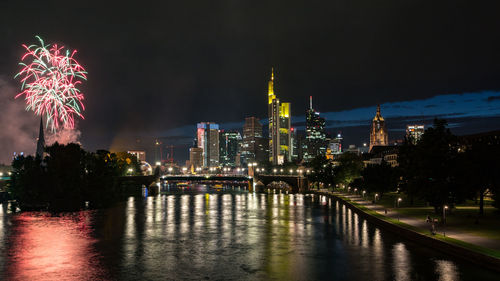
[161,175,253,191]
[253,174,309,193]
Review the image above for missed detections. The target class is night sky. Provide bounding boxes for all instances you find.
[1,1,500,164]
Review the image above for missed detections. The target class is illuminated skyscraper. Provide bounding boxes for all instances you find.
[219,130,241,167]
[369,105,388,151]
[241,117,267,165]
[406,124,425,144]
[197,122,219,167]
[268,68,291,165]
[303,96,327,162]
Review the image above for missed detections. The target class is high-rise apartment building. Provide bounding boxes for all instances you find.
[303,96,327,162]
[369,105,388,151]
[197,122,220,167]
[268,68,291,165]
[219,130,241,167]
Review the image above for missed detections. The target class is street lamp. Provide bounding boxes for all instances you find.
[374,193,378,202]
[397,198,402,208]
[362,190,366,198]
[168,167,173,173]
[273,168,277,174]
[289,169,293,174]
[443,205,448,224]
[156,161,161,166]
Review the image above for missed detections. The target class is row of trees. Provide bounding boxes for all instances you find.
[307,119,500,216]
[9,143,141,211]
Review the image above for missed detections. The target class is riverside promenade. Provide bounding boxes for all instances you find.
[314,189,500,265]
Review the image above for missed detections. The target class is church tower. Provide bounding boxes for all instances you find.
[36,117,45,158]
[369,105,388,151]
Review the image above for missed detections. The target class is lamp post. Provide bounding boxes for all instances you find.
[362,190,366,199]
[374,193,378,203]
[397,198,402,221]
[443,205,449,236]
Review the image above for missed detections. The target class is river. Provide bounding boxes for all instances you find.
[0,184,497,280]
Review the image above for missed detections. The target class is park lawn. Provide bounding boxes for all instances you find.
[387,205,500,241]
[333,191,500,258]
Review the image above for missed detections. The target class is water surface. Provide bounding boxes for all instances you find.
[0,185,497,280]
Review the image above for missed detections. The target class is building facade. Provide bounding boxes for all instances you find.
[406,124,425,144]
[369,105,388,151]
[219,130,241,167]
[197,122,220,167]
[303,96,327,162]
[241,117,267,165]
[268,68,291,165]
[189,147,203,169]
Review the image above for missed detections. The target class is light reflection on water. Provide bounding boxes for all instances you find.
[0,188,498,280]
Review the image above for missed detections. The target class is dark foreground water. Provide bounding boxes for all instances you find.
[0,184,498,280]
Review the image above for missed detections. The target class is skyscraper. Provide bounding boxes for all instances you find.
[197,122,219,167]
[406,124,425,144]
[241,117,267,165]
[268,68,291,165]
[219,130,241,167]
[303,96,327,162]
[369,105,388,151]
[189,147,203,169]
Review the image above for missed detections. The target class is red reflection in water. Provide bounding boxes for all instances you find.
[6,211,106,281]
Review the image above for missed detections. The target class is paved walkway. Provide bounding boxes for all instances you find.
[318,189,500,252]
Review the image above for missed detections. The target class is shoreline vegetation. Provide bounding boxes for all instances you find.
[7,142,144,212]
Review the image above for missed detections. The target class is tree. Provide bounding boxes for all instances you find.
[9,143,143,211]
[361,160,398,197]
[398,137,421,205]
[457,140,500,215]
[307,155,334,189]
[334,152,363,187]
[413,119,462,217]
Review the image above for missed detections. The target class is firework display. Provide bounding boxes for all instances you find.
[15,36,87,131]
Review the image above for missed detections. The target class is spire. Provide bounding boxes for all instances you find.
[268,67,276,104]
[377,104,381,115]
[310,96,313,110]
[36,117,45,158]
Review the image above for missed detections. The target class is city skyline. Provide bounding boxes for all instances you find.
[2,1,500,164]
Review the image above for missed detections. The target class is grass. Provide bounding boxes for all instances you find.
[325,190,500,259]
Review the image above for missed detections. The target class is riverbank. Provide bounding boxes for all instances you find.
[312,189,500,272]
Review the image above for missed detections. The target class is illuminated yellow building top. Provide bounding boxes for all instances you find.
[268,67,276,104]
[280,102,290,117]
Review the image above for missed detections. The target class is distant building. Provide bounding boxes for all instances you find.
[291,127,299,161]
[303,96,327,162]
[240,117,267,165]
[368,146,399,167]
[219,130,241,167]
[369,105,388,151]
[197,122,220,167]
[128,150,146,162]
[189,147,203,169]
[328,133,343,155]
[268,68,291,165]
[406,124,425,144]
